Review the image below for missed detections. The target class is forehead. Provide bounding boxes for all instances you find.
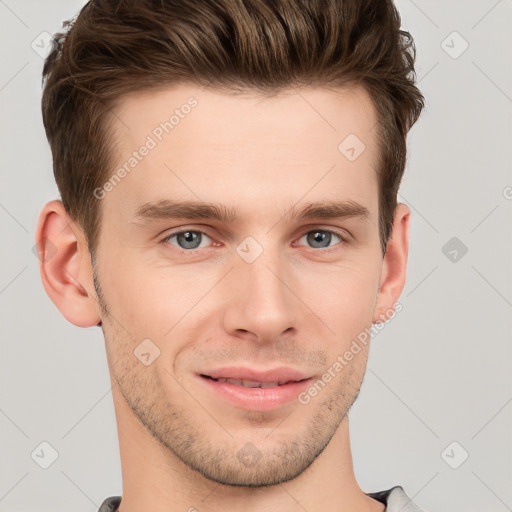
[112,83,377,148]
[101,83,379,225]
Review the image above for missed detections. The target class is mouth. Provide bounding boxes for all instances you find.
[200,374,307,388]
[197,369,313,411]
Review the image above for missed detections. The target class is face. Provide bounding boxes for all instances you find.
[93,84,386,486]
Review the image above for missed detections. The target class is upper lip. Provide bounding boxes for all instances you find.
[200,366,311,383]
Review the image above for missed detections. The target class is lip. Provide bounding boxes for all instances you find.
[197,367,313,412]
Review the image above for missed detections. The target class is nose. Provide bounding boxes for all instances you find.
[222,248,298,344]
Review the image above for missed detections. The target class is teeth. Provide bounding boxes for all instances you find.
[241,379,264,388]
[260,381,280,388]
[214,378,291,388]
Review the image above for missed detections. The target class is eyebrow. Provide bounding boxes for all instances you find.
[132,199,370,224]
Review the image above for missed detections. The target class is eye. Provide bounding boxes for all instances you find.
[160,227,349,253]
[161,230,213,250]
[296,229,347,250]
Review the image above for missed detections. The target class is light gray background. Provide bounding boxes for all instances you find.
[1,1,511,511]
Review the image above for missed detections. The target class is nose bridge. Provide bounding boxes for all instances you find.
[222,238,298,340]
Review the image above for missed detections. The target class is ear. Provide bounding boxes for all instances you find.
[34,200,101,327]
[372,202,410,323]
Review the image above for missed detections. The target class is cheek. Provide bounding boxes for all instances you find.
[104,256,217,343]
[101,236,382,345]
[308,261,381,342]
[99,255,167,338]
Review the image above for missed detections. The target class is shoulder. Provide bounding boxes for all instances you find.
[97,496,122,512]
[367,485,429,512]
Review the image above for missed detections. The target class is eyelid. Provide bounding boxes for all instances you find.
[296,225,352,242]
[293,226,350,250]
[160,228,214,247]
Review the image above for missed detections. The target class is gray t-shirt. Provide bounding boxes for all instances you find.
[97,485,426,511]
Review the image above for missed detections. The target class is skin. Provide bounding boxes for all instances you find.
[36,83,409,512]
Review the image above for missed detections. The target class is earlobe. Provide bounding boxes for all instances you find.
[35,200,101,327]
[372,203,410,324]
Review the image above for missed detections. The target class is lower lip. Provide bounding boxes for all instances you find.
[198,375,313,411]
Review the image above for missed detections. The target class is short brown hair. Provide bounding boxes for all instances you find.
[41,0,424,257]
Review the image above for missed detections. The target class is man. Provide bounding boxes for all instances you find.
[35,0,426,510]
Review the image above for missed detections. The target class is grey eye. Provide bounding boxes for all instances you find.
[299,230,343,249]
[164,230,212,250]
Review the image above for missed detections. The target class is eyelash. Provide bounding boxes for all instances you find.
[160,227,350,253]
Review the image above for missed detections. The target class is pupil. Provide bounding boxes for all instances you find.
[308,231,330,248]
[178,231,201,249]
